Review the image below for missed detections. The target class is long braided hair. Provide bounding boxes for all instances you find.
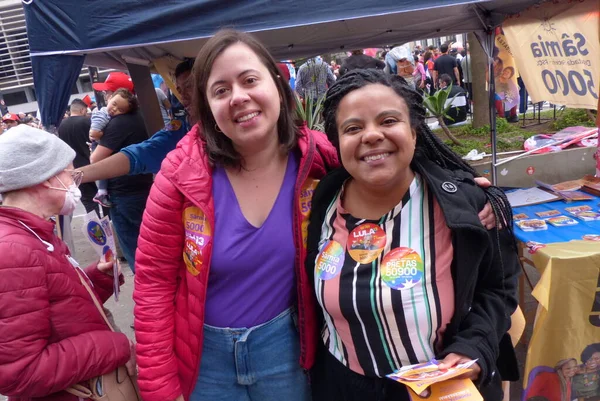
[322,69,515,277]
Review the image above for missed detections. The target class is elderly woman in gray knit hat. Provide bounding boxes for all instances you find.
[0,125,136,400]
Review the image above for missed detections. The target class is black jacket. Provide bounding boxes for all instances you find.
[305,153,520,401]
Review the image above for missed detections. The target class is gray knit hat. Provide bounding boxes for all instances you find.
[0,125,75,193]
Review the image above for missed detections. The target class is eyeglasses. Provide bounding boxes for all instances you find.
[64,169,83,187]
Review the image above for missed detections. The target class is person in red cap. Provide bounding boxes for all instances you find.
[2,113,20,132]
[92,72,134,104]
[88,73,151,274]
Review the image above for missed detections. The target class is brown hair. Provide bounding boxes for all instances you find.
[192,29,299,169]
[423,51,433,63]
[112,88,138,113]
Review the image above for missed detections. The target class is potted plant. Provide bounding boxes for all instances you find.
[422,85,462,145]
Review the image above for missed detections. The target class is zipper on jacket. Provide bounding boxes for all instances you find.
[167,180,215,398]
[293,133,316,368]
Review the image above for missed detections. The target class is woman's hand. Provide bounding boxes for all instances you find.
[438,353,481,381]
[173,395,184,401]
[125,340,137,376]
[97,260,119,276]
[473,177,497,230]
[478,202,496,230]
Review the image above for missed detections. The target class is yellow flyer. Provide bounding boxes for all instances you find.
[408,379,483,401]
[386,359,479,396]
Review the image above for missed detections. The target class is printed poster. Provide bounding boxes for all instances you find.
[494,27,521,113]
[523,241,600,401]
[81,211,120,300]
[503,0,600,110]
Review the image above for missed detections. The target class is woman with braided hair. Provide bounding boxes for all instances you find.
[306,69,519,401]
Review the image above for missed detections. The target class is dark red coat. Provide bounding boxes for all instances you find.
[0,207,130,401]
[133,124,339,401]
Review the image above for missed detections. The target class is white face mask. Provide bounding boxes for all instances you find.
[49,176,82,215]
[59,183,82,215]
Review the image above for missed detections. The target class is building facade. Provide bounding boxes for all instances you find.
[0,0,112,115]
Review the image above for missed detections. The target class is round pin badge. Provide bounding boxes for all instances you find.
[315,240,345,280]
[380,247,424,290]
[347,223,386,264]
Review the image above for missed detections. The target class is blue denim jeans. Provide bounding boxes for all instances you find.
[190,307,311,401]
[108,192,148,273]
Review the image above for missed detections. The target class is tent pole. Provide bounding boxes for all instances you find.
[126,62,165,137]
[488,30,498,186]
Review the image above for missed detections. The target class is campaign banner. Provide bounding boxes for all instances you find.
[523,241,600,401]
[153,55,183,101]
[503,0,599,110]
[494,27,521,113]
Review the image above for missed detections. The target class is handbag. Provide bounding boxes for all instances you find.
[66,267,141,401]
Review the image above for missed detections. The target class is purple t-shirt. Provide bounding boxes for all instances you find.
[204,153,298,328]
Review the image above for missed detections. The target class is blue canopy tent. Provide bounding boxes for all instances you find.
[23,0,542,180]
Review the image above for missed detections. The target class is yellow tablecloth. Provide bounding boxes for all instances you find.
[524,241,600,392]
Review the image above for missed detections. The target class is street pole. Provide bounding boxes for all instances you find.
[88,66,106,108]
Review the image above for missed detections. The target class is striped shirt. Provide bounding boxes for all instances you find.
[314,174,455,377]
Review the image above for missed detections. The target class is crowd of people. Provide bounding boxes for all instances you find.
[294,41,472,126]
[0,29,520,401]
[1,109,42,133]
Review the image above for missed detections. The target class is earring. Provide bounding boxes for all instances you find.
[215,124,222,133]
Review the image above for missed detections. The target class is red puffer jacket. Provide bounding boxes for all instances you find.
[0,207,130,401]
[134,124,339,401]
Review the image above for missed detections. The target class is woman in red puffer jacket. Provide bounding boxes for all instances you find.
[133,30,339,401]
[0,125,133,401]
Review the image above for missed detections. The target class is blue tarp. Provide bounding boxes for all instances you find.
[511,195,600,244]
[23,0,505,55]
[22,0,541,130]
[31,55,84,130]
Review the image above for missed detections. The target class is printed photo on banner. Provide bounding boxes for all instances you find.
[523,241,600,401]
[524,344,600,401]
[493,27,520,119]
[503,0,599,109]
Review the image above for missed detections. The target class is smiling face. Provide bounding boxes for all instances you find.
[336,83,416,191]
[501,67,514,80]
[206,42,281,153]
[561,360,578,378]
[106,94,130,117]
[586,352,600,370]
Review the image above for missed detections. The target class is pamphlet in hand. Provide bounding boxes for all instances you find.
[386,359,479,396]
[81,211,120,301]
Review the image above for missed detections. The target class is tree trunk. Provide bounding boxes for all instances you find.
[586,109,597,123]
[469,32,490,129]
[437,117,461,145]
